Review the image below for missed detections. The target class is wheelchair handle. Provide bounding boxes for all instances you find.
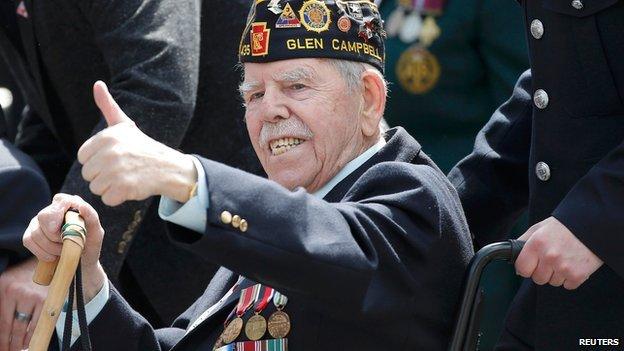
[448,239,525,351]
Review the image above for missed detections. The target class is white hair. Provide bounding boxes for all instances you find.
[324,59,387,93]
[324,59,389,133]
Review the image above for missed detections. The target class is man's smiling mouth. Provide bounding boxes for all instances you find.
[270,137,305,156]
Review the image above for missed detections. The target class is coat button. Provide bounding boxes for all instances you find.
[232,215,241,228]
[536,162,551,181]
[220,211,232,224]
[239,219,248,232]
[533,89,549,109]
[571,0,583,9]
[117,240,128,254]
[530,19,544,39]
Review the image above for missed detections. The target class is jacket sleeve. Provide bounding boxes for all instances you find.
[0,142,50,273]
[448,70,533,249]
[75,283,197,351]
[76,0,199,137]
[553,139,624,279]
[168,157,473,329]
[59,0,200,276]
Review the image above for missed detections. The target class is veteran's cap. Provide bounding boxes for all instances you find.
[239,0,386,72]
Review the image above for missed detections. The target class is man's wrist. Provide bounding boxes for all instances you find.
[82,263,107,304]
[162,152,198,203]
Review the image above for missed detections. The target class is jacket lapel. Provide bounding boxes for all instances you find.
[172,268,256,349]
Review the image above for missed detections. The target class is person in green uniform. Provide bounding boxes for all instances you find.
[380,0,528,171]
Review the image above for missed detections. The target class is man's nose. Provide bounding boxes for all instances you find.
[259,88,289,122]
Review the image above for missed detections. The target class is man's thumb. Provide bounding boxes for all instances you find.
[93,81,133,126]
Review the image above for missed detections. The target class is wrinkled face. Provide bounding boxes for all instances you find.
[241,59,367,192]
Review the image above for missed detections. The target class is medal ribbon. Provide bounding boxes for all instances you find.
[237,284,261,317]
[224,283,262,327]
[405,0,445,15]
[409,0,425,12]
[254,286,275,314]
[214,338,289,351]
[272,291,288,310]
[217,276,245,328]
[224,307,238,328]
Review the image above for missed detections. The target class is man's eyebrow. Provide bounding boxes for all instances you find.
[239,81,261,95]
[238,67,315,95]
[273,67,314,83]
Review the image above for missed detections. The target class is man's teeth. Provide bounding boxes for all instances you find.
[270,138,304,155]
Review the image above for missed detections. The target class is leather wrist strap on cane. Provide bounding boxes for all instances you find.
[61,260,92,351]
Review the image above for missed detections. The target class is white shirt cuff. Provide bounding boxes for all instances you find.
[158,156,209,234]
[55,279,110,347]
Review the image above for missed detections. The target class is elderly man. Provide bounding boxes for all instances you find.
[23,1,472,350]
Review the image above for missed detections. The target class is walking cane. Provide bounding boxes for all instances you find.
[28,209,87,351]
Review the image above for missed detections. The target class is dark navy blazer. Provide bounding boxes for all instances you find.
[72,128,473,351]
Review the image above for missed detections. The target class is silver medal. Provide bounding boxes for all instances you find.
[399,11,423,44]
[386,7,406,37]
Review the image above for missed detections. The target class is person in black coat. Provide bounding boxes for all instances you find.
[0,112,50,350]
[0,0,262,332]
[449,0,624,348]
[23,1,474,349]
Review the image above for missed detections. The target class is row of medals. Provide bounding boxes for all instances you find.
[215,290,291,348]
[386,0,443,94]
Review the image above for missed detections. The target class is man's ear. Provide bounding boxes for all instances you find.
[359,70,386,137]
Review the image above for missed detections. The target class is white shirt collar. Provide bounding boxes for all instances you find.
[313,138,386,199]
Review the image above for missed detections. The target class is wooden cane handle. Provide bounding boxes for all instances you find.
[32,260,58,286]
[32,210,86,286]
[29,209,87,351]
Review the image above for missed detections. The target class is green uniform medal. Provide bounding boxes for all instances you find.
[388,0,443,94]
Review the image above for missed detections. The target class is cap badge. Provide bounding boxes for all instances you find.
[276,3,302,28]
[347,2,364,20]
[267,0,283,14]
[337,15,352,32]
[299,0,332,34]
[251,22,271,56]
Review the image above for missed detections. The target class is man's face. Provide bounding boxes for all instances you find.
[242,59,367,192]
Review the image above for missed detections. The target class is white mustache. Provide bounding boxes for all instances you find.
[259,118,313,147]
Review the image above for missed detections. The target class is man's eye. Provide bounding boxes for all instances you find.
[291,83,306,91]
[249,92,264,101]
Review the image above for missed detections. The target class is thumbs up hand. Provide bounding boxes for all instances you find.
[77,81,197,206]
[93,80,135,127]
